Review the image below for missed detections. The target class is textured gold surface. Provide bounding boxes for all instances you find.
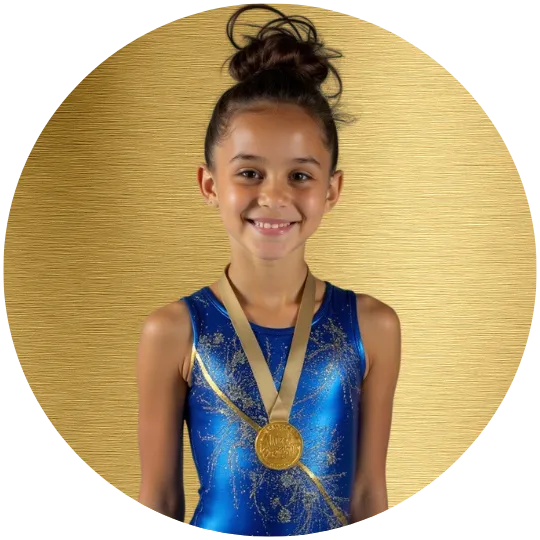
[5,3,534,525]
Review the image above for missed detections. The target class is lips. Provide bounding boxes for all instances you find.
[246,218,299,225]
[246,219,298,235]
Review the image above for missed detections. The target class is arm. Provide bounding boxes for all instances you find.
[350,296,401,522]
[136,304,190,521]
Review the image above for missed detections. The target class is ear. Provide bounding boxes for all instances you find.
[197,163,219,206]
[325,170,344,212]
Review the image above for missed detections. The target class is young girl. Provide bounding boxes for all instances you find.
[137,4,401,535]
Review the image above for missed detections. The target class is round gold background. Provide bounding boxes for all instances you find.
[5,4,535,523]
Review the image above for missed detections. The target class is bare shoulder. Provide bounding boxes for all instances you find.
[138,299,194,385]
[355,293,401,381]
[355,293,400,330]
[140,300,191,347]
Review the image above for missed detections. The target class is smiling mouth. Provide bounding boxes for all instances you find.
[246,219,299,228]
[244,219,302,236]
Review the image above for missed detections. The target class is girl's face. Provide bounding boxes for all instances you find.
[198,102,343,261]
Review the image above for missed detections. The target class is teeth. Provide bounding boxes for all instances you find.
[253,221,292,229]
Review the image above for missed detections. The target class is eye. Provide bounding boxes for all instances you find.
[238,169,261,179]
[291,172,312,182]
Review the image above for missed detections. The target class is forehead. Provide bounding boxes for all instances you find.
[216,103,328,164]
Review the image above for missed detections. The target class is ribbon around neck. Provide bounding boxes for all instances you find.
[217,263,316,423]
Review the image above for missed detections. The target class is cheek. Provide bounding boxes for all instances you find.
[301,193,326,215]
[221,189,248,211]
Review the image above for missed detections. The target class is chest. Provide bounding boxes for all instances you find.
[242,299,325,329]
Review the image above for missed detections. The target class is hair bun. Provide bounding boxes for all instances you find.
[224,4,341,90]
[229,32,327,87]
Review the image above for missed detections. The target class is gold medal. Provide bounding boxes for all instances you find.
[218,263,316,470]
[255,421,303,470]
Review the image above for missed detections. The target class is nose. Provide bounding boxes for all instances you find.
[257,178,292,208]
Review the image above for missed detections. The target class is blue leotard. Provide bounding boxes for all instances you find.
[179,280,366,535]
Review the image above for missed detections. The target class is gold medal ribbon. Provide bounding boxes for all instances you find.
[217,262,316,470]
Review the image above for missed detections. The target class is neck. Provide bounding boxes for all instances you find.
[225,251,310,311]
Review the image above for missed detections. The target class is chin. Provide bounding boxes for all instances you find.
[248,243,293,261]
[252,247,288,260]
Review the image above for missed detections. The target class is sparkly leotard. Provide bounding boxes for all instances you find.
[179,280,366,535]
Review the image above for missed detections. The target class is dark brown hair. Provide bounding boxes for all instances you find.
[204,3,355,176]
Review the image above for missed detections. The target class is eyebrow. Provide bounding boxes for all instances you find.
[229,153,321,169]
